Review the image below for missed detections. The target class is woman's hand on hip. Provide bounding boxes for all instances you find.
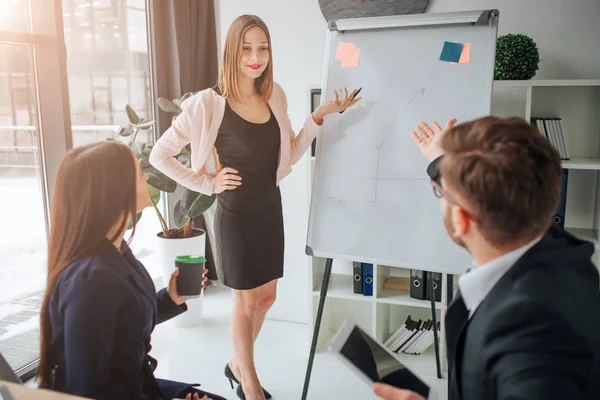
[313,87,362,124]
[213,167,242,194]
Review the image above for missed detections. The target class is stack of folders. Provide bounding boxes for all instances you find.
[531,118,570,160]
[383,316,440,355]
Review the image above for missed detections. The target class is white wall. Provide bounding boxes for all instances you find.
[428,0,600,79]
[215,0,600,324]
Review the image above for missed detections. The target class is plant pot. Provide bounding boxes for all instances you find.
[156,228,206,328]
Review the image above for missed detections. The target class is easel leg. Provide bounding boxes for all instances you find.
[428,271,442,379]
[301,258,333,400]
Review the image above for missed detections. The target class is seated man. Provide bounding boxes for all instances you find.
[374,117,600,400]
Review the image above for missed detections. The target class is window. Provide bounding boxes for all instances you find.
[62,0,164,278]
[0,0,69,378]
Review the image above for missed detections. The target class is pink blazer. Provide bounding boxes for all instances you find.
[149,83,322,195]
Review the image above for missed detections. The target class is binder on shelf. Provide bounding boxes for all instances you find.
[394,319,423,353]
[409,320,433,354]
[384,316,412,348]
[553,169,569,228]
[353,262,363,294]
[557,119,569,159]
[425,273,442,302]
[402,320,429,353]
[532,117,569,160]
[543,119,559,156]
[424,272,453,302]
[550,119,565,158]
[390,318,419,352]
[362,263,373,296]
[389,317,440,355]
[410,269,426,300]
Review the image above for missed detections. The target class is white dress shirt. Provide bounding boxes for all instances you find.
[458,236,542,318]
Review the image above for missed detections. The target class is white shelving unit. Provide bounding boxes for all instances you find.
[492,79,600,264]
[309,257,449,380]
[306,79,600,386]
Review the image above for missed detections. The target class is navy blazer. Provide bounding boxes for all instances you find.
[47,242,192,399]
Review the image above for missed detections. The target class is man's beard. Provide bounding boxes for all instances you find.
[444,207,467,249]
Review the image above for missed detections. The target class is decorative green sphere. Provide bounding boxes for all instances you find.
[494,34,540,80]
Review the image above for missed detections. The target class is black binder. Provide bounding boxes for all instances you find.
[353,262,363,294]
[410,269,426,300]
[426,273,442,302]
[553,169,568,228]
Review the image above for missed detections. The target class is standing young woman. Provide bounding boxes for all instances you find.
[150,15,361,400]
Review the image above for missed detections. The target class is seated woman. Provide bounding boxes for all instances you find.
[37,141,225,400]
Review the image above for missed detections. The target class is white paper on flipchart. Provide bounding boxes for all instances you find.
[307,12,498,275]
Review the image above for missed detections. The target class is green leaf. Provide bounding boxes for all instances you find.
[127,211,143,230]
[126,105,140,124]
[106,137,114,141]
[176,153,190,167]
[173,199,187,227]
[119,124,134,137]
[136,120,155,130]
[157,97,180,114]
[148,184,161,204]
[181,92,193,102]
[180,189,216,219]
[180,144,191,155]
[147,170,177,193]
[140,158,152,170]
[172,98,182,108]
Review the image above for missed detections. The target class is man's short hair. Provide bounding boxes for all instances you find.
[439,116,562,247]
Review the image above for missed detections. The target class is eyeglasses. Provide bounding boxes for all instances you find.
[430,179,479,223]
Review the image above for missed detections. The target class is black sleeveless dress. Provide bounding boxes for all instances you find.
[213,100,283,290]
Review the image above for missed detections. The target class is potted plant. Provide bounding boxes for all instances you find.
[111,99,216,327]
[494,33,540,80]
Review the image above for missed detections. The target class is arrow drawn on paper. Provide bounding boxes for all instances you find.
[376,88,426,150]
[408,88,426,104]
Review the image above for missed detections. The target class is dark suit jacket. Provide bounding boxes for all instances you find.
[428,156,600,400]
[47,241,191,400]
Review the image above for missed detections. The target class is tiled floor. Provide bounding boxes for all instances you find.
[151,285,448,400]
[0,290,42,372]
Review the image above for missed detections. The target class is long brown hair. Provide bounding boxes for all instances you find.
[38,141,139,387]
[218,14,274,103]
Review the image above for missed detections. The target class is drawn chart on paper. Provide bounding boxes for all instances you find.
[326,86,429,205]
[307,11,499,273]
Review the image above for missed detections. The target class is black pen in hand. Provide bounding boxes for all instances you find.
[340,87,362,114]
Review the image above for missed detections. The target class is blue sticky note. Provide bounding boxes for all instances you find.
[440,41,463,63]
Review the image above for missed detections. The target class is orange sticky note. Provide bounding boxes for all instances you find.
[458,43,471,63]
[335,42,360,68]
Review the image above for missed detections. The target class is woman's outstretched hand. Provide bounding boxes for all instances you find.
[312,87,362,125]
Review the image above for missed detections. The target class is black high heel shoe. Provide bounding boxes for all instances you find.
[224,364,272,399]
[236,384,245,400]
